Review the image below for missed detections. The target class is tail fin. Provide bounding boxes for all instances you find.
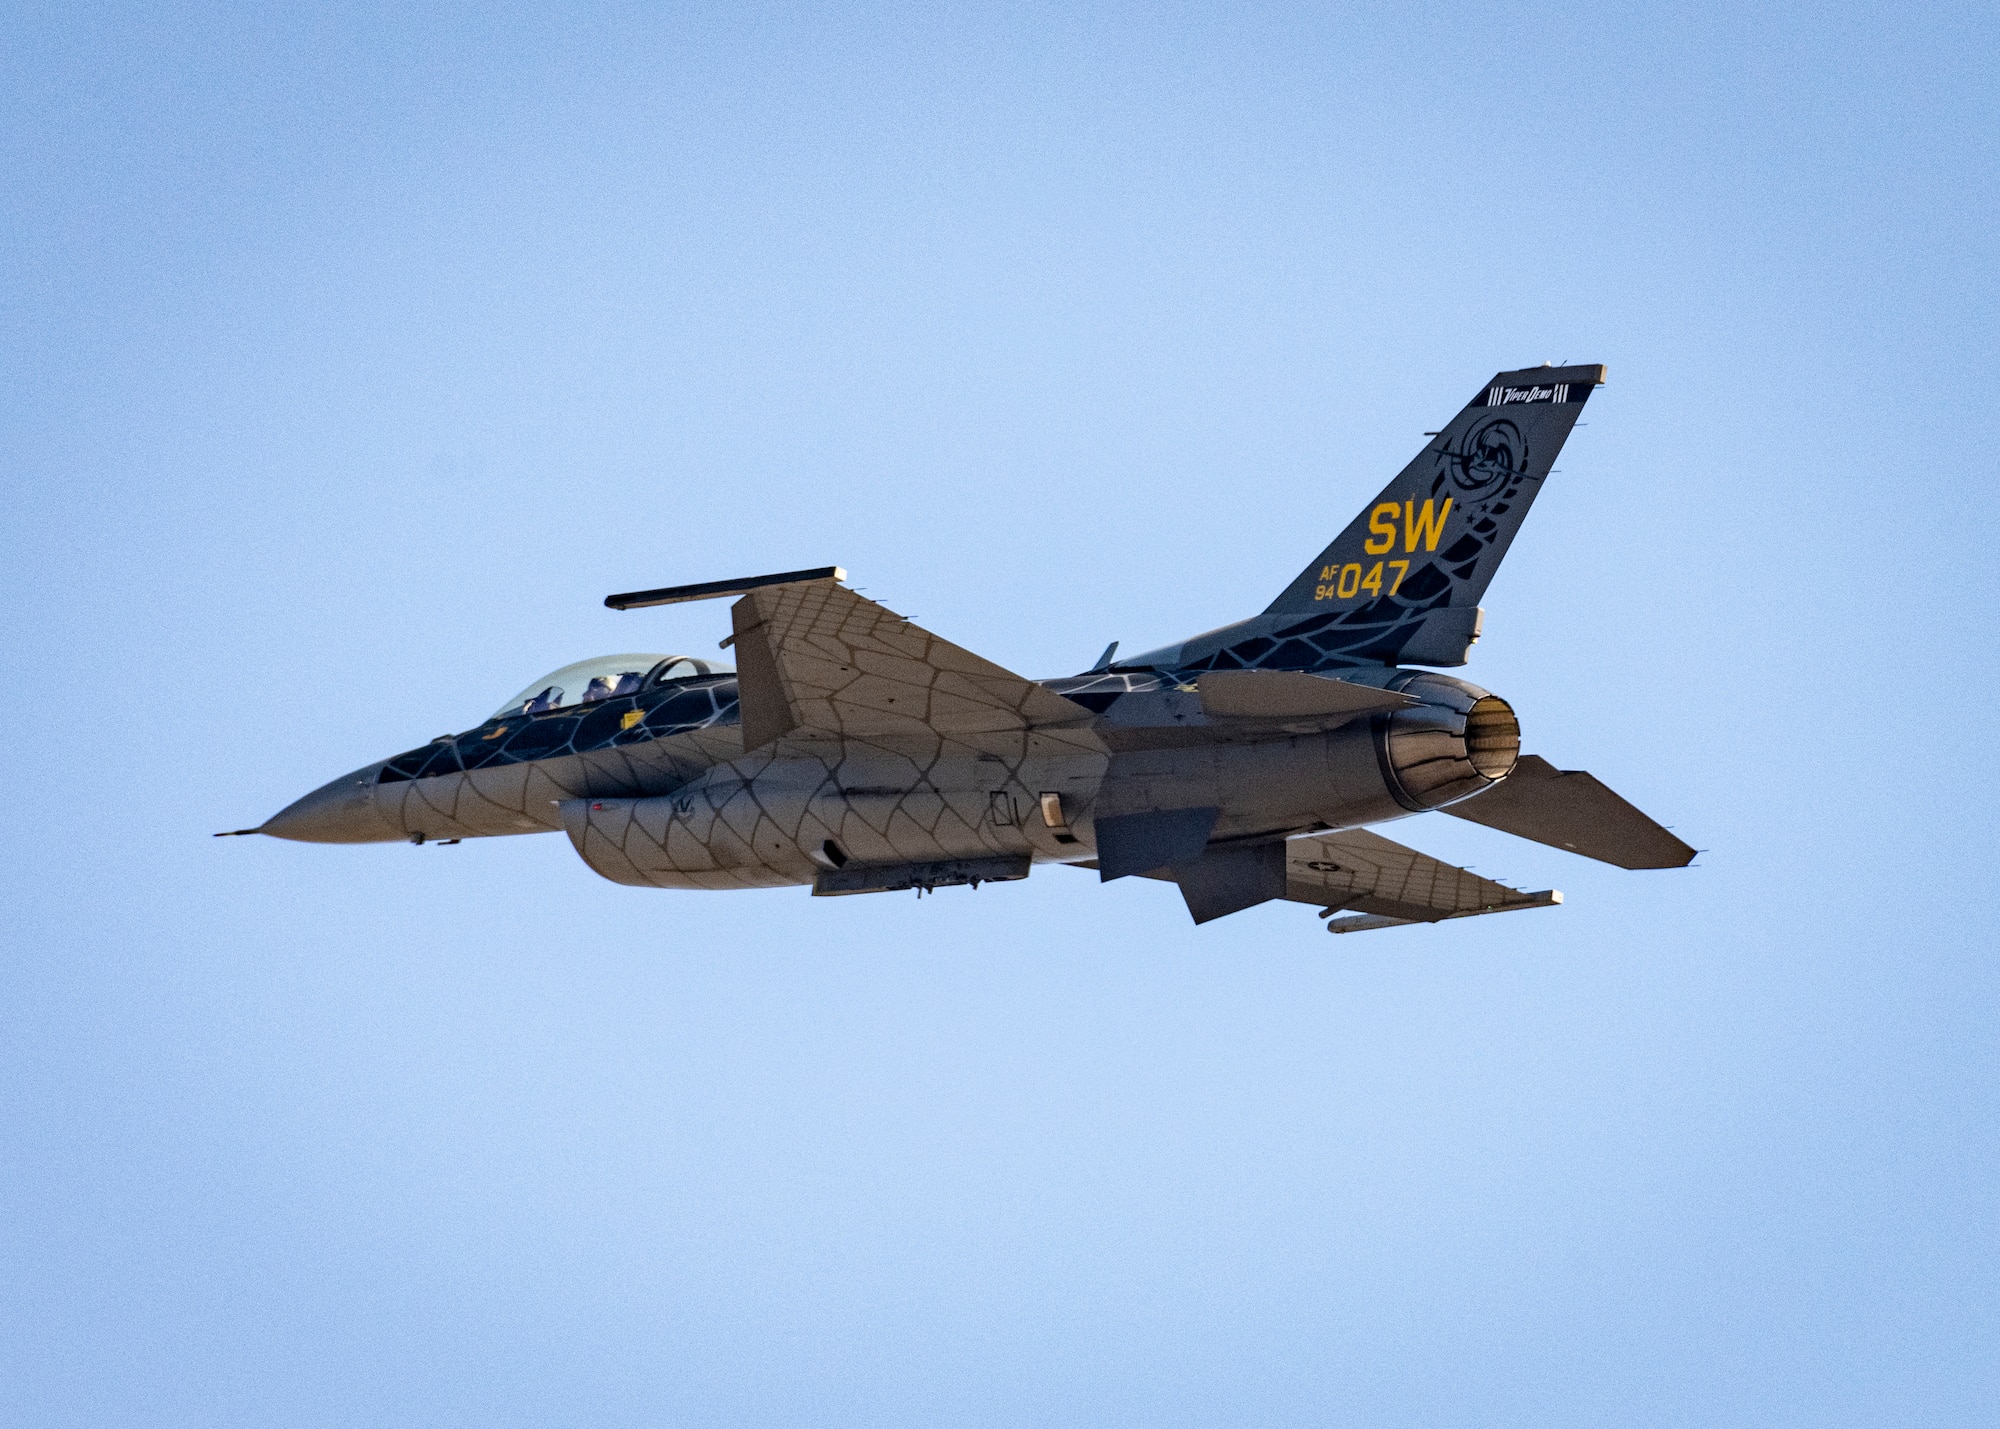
[1259,363,1604,662]
[1120,364,1605,674]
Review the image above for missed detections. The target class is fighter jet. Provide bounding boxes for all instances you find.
[225,363,1693,933]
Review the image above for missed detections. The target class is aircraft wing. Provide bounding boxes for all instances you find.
[1284,827,1560,934]
[728,577,1102,753]
[1441,755,1695,869]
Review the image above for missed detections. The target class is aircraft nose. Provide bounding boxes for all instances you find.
[261,764,398,843]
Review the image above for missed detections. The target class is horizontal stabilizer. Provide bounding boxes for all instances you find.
[605,566,846,610]
[1443,755,1695,869]
[1111,825,1559,930]
[1287,827,1559,932]
[1197,669,1418,721]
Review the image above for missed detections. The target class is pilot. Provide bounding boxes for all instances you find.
[582,675,620,704]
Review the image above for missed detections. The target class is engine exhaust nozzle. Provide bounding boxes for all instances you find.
[1375,675,1520,810]
[1464,694,1521,780]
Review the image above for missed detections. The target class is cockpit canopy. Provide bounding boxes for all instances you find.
[489,653,731,721]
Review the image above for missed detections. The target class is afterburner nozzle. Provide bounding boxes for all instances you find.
[1375,676,1520,810]
[1464,695,1521,780]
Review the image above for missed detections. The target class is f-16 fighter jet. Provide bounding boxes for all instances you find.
[226,363,1693,933]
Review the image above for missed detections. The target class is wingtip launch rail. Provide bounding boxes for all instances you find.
[604,566,847,611]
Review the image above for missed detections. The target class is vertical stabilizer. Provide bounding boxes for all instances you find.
[1124,364,1604,674]
[1267,364,1603,619]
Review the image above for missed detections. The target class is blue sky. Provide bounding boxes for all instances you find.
[3,3,1995,1424]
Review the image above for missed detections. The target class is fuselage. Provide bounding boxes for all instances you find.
[262,660,1516,893]
[237,364,1675,920]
